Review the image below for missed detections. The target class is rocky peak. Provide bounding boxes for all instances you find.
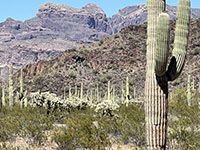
[38,2,105,16]
[5,17,16,22]
[36,2,111,34]
[0,17,21,26]
[118,4,146,17]
[81,3,105,15]
[38,2,79,14]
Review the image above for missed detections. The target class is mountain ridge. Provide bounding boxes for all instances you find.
[0,2,200,81]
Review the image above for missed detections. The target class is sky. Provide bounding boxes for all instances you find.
[0,0,199,23]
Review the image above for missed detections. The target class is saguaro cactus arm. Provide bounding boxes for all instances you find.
[166,0,191,81]
[155,13,170,76]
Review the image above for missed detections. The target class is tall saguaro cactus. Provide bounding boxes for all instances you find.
[125,76,129,106]
[2,86,5,107]
[145,0,190,149]
[9,64,14,106]
[187,74,192,106]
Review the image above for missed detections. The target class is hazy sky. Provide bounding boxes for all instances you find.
[0,0,199,22]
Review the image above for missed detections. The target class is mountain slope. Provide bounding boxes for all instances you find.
[13,18,200,98]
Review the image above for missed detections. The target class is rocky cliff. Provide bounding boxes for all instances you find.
[1,3,200,81]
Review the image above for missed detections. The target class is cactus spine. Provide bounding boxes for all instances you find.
[9,64,14,106]
[145,0,190,149]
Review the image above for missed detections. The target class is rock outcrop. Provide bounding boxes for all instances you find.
[111,4,200,33]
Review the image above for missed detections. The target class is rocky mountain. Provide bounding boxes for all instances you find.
[0,3,112,81]
[13,18,200,98]
[1,2,200,81]
[111,4,200,32]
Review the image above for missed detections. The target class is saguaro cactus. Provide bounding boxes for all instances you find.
[187,75,191,106]
[145,0,190,149]
[20,68,23,94]
[2,86,5,107]
[9,64,14,106]
[125,76,129,106]
[107,80,111,101]
[80,83,83,100]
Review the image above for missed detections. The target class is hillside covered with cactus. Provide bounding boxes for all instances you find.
[12,18,200,98]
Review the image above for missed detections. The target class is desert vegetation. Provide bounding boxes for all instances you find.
[0,0,200,150]
[0,61,199,150]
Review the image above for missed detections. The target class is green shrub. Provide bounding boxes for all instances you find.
[129,57,136,63]
[0,143,29,150]
[68,72,76,79]
[0,106,55,145]
[170,88,187,105]
[98,40,104,46]
[168,103,200,149]
[193,48,200,55]
[114,34,120,39]
[80,49,89,55]
[95,104,145,146]
[52,108,111,150]
[115,104,145,145]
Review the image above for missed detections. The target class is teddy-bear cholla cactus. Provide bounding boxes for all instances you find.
[145,0,190,149]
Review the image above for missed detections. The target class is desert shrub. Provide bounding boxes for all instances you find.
[52,105,145,150]
[80,49,89,55]
[193,48,200,55]
[95,100,120,116]
[114,34,120,39]
[0,143,29,150]
[52,108,111,150]
[167,88,200,149]
[170,88,187,105]
[129,57,136,63]
[94,104,145,146]
[170,87,200,106]
[98,40,104,46]
[68,72,76,79]
[168,103,200,149]
[0,106,55,145]
[115,104,145,146]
